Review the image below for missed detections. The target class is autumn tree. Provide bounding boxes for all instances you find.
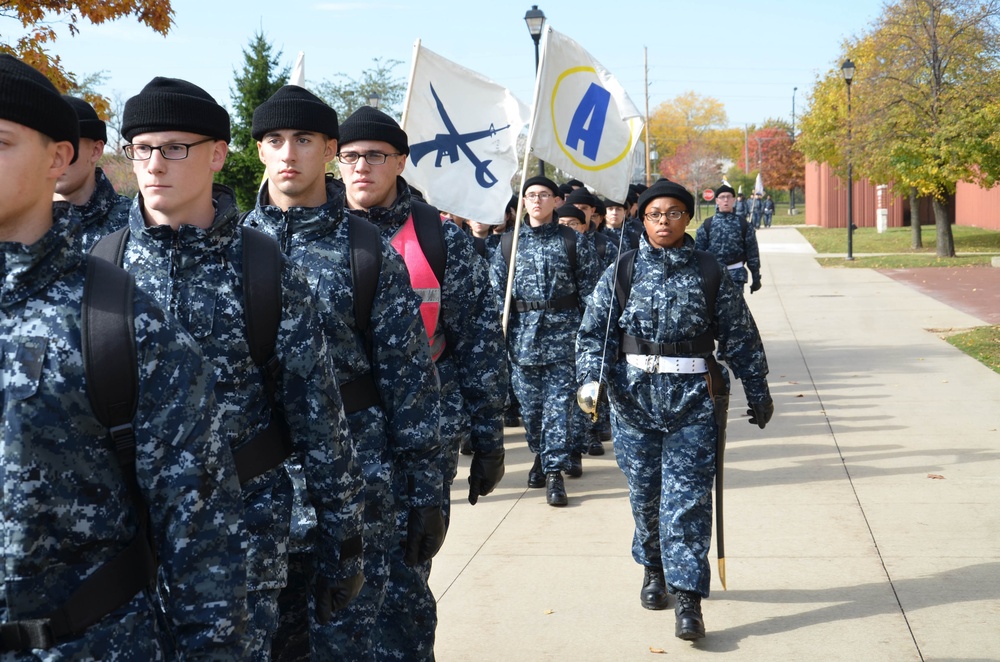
[739,124,804,200]
[647,91,731,163]
[1,1,172,102]
[799,0,1000,257]
[316,58,407,120]
[659,141,721,220]
[216,31,289,211]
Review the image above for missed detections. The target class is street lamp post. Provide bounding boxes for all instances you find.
[790,86,797,214]
[524,5,546,177]
[842,58,855,261]
[368,91,381,109]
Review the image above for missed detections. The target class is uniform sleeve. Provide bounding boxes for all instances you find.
[744,224,762,279]
[133,302,250,660]
[713,274,770,403]
[573,232,603,299]
[576,264,620,386]
[439,224,506,453]
[371,246,444,508]
[277,266,364,583]
[694,223,709,251]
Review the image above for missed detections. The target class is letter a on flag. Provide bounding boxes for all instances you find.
[527,27,644,202]
[402,41,530,224]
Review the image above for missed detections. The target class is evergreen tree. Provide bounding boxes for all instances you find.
[217,31,289,210]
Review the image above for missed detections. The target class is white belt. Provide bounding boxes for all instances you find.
[726,261,745,270]
[626,355,708,374]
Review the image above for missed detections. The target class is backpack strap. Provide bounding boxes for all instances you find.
[501,231,514,267]
[5,257,159,651]
[556,224,577,273]
[233,227,292,485]
[90,226,130,266]
[410,201,447,286]
[340,214,383,415]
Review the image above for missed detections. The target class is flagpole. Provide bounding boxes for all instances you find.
[502,25,550,335]
[400,39,421,126]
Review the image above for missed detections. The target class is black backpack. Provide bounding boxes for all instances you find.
[500,223,577,273]
[700,213,750,262]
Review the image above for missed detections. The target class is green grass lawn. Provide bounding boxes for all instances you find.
[800,225,1000,268]
[945,326,1000,375]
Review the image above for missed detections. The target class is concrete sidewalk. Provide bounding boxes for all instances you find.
[431,227,1000,661]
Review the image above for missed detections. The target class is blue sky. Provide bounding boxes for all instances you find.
[31,0,884,128]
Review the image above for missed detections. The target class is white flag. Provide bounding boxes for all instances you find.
[754,172,764,195]
[291,52,305,88]
[527,27,644,202]
[401,42,530,224]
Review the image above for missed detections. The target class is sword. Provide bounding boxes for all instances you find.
[706,358,729,590]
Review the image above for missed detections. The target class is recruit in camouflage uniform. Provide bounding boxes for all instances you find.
[491,176,601,506]
[576,179,773,640]
[337,104,508,661]
[0,55,248,659]
[53,97,130,250]
[695,183,762,294]
[113,78,365,659]
[243,84,445,660]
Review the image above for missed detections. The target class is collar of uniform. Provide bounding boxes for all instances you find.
[351,176,410,234]
[638,230,695,269]
[1,206,83,308]
[129,184,241,260]
[74,168,124,227]
[251,176,346,241]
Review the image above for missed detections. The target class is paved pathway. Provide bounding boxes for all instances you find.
[430,227,1000,661]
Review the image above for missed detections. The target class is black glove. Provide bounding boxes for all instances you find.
[746,398,774,429]
[468,447,505,505]
[313,571,364,624]
[750,276,762,293]
[403,505,446,566]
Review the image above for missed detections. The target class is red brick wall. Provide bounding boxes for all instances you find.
[804,161,904,229]
[955,181,1000,231]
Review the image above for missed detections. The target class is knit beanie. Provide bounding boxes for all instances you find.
[603,196,625,208]
[338,105,408,155]
[557,183,573,199]
[251,85,338,140]
[0,54,79,160]
[122,77,230,143]
[565,188,598,208]
[638,178,695,219]
[715,184,736,197]
[556,204,586,224]
[63,95,107,143]
[521,175,559,196]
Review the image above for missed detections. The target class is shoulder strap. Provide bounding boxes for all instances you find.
[472,235,488,258]
[614,248,638,317]
[555,224,577,273]
[82,255,139,451]
[593,232,608,261]
[241,227,283,374]
[410,201,447,286]
[693,249,723,324]
[90,226,131,267]
[702,216,713,241]
[501,231,514,266]
[348,213,383,340]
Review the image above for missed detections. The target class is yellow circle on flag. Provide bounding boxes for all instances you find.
[550,66,635,172]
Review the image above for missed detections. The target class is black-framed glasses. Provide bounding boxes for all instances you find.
[644,210,687,222]
[524,192,553,201]
[122,138,215,161]
[336,151,402,165]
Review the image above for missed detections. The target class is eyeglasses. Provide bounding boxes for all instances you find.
[336,151,403,165]
[644,210,687,222]
[122,138,214,161]
[560,218,584,226]
[524,192,553,201]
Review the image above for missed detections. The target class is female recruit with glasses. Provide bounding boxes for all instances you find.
[575,179,774,641]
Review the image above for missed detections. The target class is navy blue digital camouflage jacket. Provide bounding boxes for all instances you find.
[244,178,444,508]
[74,167,131,251]
[694,211,761,286]
[1,209,248,659]
[117,185,363,591]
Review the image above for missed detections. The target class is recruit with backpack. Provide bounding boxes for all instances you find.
[500,223,580,312]
[88,226,292,486]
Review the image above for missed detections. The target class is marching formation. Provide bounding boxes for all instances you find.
[1,51,772,660]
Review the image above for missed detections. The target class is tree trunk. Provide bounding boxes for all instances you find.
[909,187,922,249]
[932,197,955,257]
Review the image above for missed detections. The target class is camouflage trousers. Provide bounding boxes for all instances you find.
[370,365,469,661]
[510,360,574,473]
[612,413,717,598]
[372,512,436,661]
[246,587,281,660]
[272,445,396,662]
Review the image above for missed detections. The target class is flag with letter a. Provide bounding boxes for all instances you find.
[527,27,643,202]
[402,41,530,224]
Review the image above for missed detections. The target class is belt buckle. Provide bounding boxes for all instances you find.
[644,355,658,373]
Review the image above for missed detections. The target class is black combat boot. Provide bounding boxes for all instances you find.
[587,429,605,456]
[566,451,583,478]
[545,472,567,507]
[527,454,545,488]
[640,567,669,610]
[674,590,705,640]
